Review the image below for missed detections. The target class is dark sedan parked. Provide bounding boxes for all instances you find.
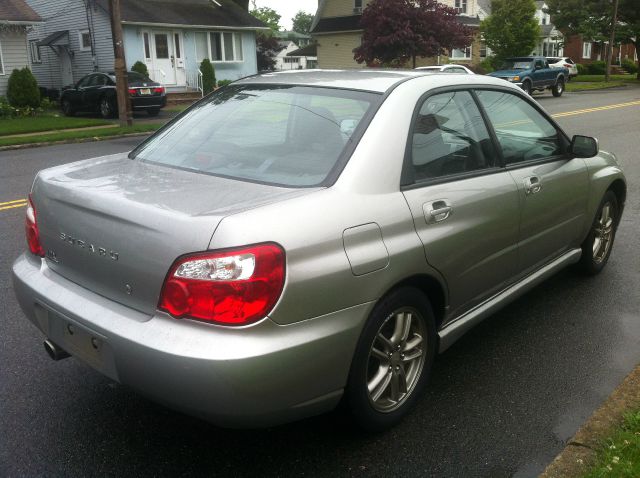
[61,72,167,118]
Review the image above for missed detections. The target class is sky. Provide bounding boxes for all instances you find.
[252,0,318,30]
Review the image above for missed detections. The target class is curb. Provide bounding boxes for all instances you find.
[540,364,640,477]
[0,132,153,152]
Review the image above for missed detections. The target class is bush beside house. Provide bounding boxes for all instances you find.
[201,59,216,94]
[131,61,150,77]
[7,68,40,109]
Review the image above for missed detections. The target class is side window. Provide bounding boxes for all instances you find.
[77,76,91,88]
[535,59,545,70]
[476,90,563,165]
[409,90,497,181]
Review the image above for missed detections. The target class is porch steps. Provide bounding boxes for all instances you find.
[166,92,203,106]
[610,66,631,75]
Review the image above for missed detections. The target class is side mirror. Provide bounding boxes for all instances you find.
[570,135,599,158]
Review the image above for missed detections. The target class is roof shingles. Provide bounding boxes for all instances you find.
[0,0,42,23]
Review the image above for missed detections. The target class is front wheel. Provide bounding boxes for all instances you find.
[61,99,75,117]
[346,287,437,431]
[522,80,532,96]
[577,190,619,275]
[552,77,565,97]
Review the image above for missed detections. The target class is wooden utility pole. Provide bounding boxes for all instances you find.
[109,0,132,126]
[605,0,620,83]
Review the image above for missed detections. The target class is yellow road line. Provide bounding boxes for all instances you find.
[552,100,640,118]
[0,198,27,207]
[0,202,27,211]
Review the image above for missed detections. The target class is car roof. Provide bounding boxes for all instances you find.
[235,69,503,94]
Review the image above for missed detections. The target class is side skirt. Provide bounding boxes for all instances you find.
[437,248,582,353]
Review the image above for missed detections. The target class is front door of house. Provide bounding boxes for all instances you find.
[152,31,176,85]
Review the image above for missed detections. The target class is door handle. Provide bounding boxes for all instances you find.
[423,200,453,224]
[524,176,542,195]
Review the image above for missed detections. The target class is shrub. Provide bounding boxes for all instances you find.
[622,58,638,74]
[479,57,497,73]
[217,79,232,88]
[200,59,216,94]
[0,96,13,118]
[587,61,606,75]
[576,63,588,75]
[131,61,149,77]
[7,68,40,108]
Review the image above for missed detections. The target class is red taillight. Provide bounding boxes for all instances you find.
[159,243,285,325]
[25,195,44,257]
[128,88,137,96]
[564,63,572,68]
[153,87,164,94]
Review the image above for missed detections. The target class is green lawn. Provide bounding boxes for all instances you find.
[566,81,628,92]
[573,74,639,82]
[0,115,111,136]
[0,123,161,147]
[583,410,640,478]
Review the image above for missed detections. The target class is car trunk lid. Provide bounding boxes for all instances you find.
[32,153,315,316]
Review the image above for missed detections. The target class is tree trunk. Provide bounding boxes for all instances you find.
[412,55,416,69]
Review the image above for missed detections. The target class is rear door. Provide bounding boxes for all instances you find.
[475,89,589,276]
[402,89,520,319]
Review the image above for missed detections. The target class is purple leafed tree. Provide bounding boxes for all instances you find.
[354,0,474,68]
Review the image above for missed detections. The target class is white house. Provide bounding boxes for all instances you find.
[0,0,42,97]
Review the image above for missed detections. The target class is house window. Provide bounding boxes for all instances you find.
[451,45,472,59]
[29,40,42,64]
[582,41,592,59]
[143,32,151,59]
[455,0,467,14]
[479,42,487,58]
[174,33,181,59]
[284,57,300,63]
[199,31,244,62]
[354,0,363,11]
[79,30,91,51]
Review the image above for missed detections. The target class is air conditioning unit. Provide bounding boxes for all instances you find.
[353,7,363,14]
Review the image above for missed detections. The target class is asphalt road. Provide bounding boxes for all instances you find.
[1,87,639,477]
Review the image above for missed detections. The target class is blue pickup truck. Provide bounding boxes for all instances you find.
[488,56,569,97]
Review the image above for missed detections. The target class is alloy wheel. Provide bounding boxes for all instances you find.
[366,307,427,413]
[592,201,615,263]
[100,98,111,118]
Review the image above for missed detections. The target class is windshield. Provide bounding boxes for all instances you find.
[501,60,533,70]
[132,85,380,187]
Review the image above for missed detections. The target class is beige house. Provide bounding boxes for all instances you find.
[310,0,491,69]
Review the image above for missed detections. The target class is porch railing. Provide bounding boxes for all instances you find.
[186,69,204,97]
[148,68,166,84]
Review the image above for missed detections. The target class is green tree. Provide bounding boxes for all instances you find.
[200,59,216,94]
[480,0,540,63]
[291,11,314,34]
[7,67,40,108]
[250,3,281,32]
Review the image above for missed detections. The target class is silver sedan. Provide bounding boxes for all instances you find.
[13,70,626,430]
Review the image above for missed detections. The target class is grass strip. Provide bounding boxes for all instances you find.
[573,74,639,83]
[566,81,627,92]
[0,116,111,136]
[0,124,160,147]
[582,410,640,478]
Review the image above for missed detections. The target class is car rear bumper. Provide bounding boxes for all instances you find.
[12,253,371,428]
[131,95,166,110]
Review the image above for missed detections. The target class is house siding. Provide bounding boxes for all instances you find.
[0,27,31,96]
[26,0,115,90]
[323,0,371,18]
[315,32,362,69]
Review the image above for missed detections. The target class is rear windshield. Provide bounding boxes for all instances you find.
[133,85,380,187]
[501,59,533,70]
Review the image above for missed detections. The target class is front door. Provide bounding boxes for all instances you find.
[402,90,520,319]
[59,47,74,87]
[152,31,176,85]
[475,89,589,275]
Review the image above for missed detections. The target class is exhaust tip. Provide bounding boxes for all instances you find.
[44,339,70,361]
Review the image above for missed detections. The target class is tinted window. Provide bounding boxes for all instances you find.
[127,72,149,82]
[77,76,91,88]
[409,91,496,181]
[476,90,563,165]
[133,85,379,187]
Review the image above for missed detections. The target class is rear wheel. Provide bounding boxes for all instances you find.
[522,80,532,95]
[577,191,618,275]
[100,97,116,119]
[61,99,75,117]
[552,77,565,97]
[346,287,437,431]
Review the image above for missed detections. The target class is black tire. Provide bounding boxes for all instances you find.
[147,108,160,117]
[346,287,437,432]
[99,97,116,119]
[552,77,565,97]
[522,80,532,95]
[577,190,619,275]
[61,99,75,117]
